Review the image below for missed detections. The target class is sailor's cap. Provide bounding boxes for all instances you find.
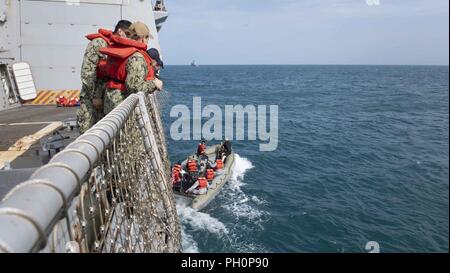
[129,21,153,39]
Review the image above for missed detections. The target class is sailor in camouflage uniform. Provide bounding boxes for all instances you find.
[101,22,163,115]
[76,20,132,134]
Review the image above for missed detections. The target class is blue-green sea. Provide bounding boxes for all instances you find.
[160,65,449,253]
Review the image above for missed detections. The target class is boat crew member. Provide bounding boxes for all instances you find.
[207,159,217,170]
[223,138,232,158]
[173,166,185,192]
[214,158,224,171]
[172,162,183,185]
[215,144,223,162]
[184,171,198,192]
[185,177,208,195]
[197,140,206,157]
[206,168,215,182]
[100,21,164,115]
[77,20,131,134]
[186,158,198,173]
[216,138,232,162]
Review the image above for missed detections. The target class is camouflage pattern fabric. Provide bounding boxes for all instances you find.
[103,89,126,116]
[77,37,108,134]
[103,52,157,115]
[77,100,104,134]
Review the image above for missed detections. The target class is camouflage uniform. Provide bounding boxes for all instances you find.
[76,37,108,134]
[103,52,157,115]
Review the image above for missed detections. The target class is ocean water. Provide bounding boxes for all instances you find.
[159,65,449,253]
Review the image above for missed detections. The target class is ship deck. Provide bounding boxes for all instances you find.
[0,105,79,198]
[0,106,76,146]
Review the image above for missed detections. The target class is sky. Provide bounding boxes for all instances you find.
[158,0,449,65]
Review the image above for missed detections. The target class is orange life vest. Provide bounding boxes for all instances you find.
[215,159,224,170]
[86,28,113,45]
[187,160,198,172]
[197,143,206,155]
[172,164,182,184]
[172,170,181,185]
[97,35,155,91]
[206,169,215,181]
[198,177,208,189]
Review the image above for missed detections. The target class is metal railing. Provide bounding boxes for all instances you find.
[0,92,181,253]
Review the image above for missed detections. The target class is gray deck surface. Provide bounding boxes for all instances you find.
[0,105,80,198]
[0,105,77,150]
[0,105,77,124]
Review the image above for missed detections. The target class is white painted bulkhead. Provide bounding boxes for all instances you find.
[0,0,162,90]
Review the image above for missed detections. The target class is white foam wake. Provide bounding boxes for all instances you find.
[220,154,269,252]
[231,154,254,186]
[177,199,228,253]
[223,154,267,221]
[177,203,229,235]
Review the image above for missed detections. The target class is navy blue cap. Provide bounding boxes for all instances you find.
[146,48,164,68]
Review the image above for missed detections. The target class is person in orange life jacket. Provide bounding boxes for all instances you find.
[197,140,206,157]
[90,20,132,110]
[172,162,183,185]
[205,169,215,181]
[183,157,198,191]
[214,158,224,171]
[186,158,198,173]
[100,21,164,115]
[185,177,208,195]
[77,20,131,134]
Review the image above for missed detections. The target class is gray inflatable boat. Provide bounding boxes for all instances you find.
[174,145,235,211]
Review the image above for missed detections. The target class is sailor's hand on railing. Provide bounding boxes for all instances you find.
[153,78,164,91]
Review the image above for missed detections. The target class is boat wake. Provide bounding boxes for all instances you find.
[177,198,228,253]
[222,154,267,221]
[220,154,269,252]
